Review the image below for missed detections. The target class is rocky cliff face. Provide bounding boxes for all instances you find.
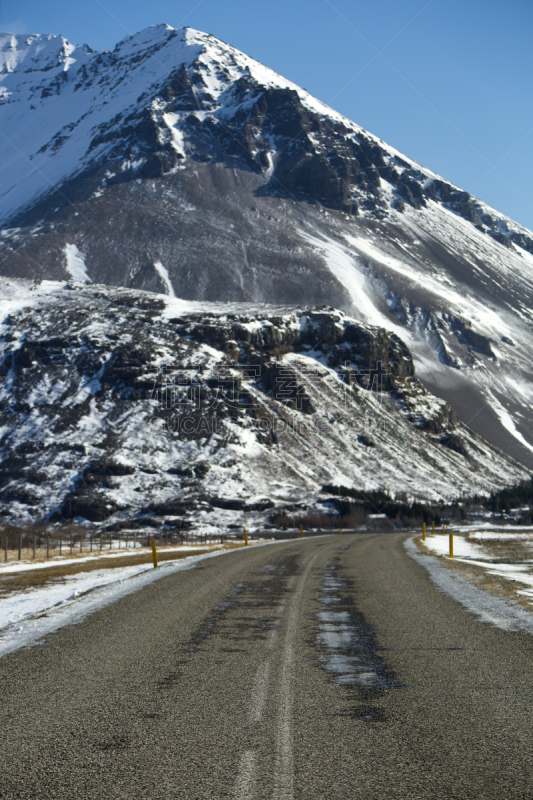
[0,278,525,530]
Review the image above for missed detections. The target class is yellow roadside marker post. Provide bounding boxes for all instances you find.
[448,527,454,558]
[422,522,426,541]
[432,521,435,536]
[150,538,158,568]
[339,528,342,536]
[300,524,304,538]
[244,529,249,546]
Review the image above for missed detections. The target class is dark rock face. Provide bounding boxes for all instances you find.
[140,499,195,516]
[160,81,387,215]
[451,321,496,359]
[176,308,414,377]
[398,172,426,210]
[440,432,468,456]
[56,496,121,522]
[207,497,246,510]
[427,180,480,224]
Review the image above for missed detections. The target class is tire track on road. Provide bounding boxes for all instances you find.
[273,552,320,800]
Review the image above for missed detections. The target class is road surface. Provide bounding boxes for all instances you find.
[1,532,533,798]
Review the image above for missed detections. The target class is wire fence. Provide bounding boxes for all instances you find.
[1,528,231,562]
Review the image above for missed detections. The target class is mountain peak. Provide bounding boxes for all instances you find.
[0,22,530,246]
[0,32,87,75]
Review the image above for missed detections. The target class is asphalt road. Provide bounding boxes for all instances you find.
[2,532,533,799]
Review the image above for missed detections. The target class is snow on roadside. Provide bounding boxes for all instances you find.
[404,537,533,633]
[0,549,231,658]
[2,563,158,630]
[469,530,533,541]
[462,560,533,600]
[420,533,486,560]
[0,539,291,659]
[420,530,533,599]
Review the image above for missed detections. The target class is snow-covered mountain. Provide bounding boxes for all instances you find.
[0,278,526,528]
[1,24,533,475]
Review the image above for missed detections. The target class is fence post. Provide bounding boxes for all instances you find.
[59,536,62,556]
[70,535,73,555]
[339,528,342,536]
[300,524,304,539]
[432,521,435,535]
[448,527,453,558]
[423,522,426,541]
[244,529,248,546]
[150,538,158,568]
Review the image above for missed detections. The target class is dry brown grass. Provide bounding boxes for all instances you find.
[467,535,533,563]
[415,533,533,612]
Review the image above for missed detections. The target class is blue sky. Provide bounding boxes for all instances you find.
[3,0,533,230]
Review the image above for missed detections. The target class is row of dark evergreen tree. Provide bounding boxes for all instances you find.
[322,477,533,527]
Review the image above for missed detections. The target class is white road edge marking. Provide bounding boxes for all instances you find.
[273,554,320,800]
[250,661,270,723]
[234,749,258,800]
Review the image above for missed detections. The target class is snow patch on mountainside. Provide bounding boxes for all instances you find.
[343,230,510,337]
[301,232,385,329]
[487,393,533,455]
[154,260,175,297]
[64,244,90,282]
